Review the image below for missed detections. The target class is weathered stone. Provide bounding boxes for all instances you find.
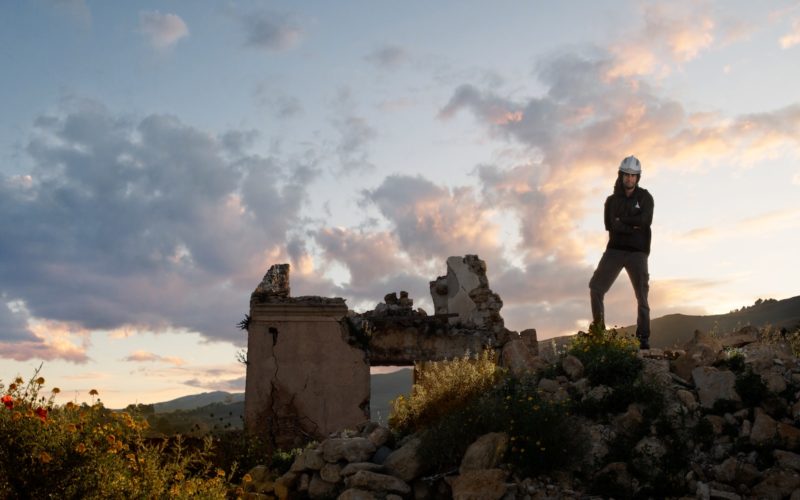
[692,367,740,409]
[585,424,615,468]
[751,469,800,498]
[445,469,508,500]
[244,465,275,494]
[383,437,424,482]
[502,338,537,376]
[322,438,377,463]
[538,378,560,392]
[297,473,310,492]
[778,422,800,450]
[345,470,411,495]
[775,450,800,471]
[367,426,392,448]
[337,489,376,500]
[341,462,385,477]
[584,385,613,402]
[705,415,725,435]
[320,463,342,483]
[740,419,752,438]
[291,448,325,472]
[308,474,337,499]
[720,325,759,349]
[519,328,539,356]
[254,263,291,297]
[672,330,724,381]
[763,369,787,394]
[371,445,392,465]
[708,488,741,500]
[713,456,761,486]
[561,355,584,380]
[459,432,509,473]
[677,389,698,410]
[750,409,777,446]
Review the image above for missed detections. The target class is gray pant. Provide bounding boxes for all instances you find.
[589,249,650,342]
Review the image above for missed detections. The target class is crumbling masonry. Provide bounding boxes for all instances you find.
[244,256,538,450]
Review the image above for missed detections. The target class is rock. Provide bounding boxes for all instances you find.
[750,409,777,446]
[762,369,787,394]
[561,355,584,380]
[774,450,800,471]
[460,432,509,473]
[538,378,560,392]
[584,385,613,402]
[705,415,725,435]
[371,446,392,465]
[676,389,699,410]
[445,469,508,500]
[672,330,724,380]
[708,488,741,500]
[320,463,342,483]
[502,338,537,376]
[778,422,800,450]
[713,456,761,486]
[244,465,275,494]
[291,448,325,471]
[337,488,376,500]
[254,263,291,297]
[345,470,411,495]
[341,462,385,477]
[692,367,740,409]
[308,474,337,499]
[322,438,377,463]
[585,424,615,468]
[383,437,424,482]
[367,426,392,448]
[720,325,759,348]
[751,468,800,498]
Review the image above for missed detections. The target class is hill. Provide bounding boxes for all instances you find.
[623,294,800,348]
[152,391,244,413]
[370,368,413,424]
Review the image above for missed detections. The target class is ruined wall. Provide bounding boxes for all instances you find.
[245,256,538,449]
[244,267,370,449]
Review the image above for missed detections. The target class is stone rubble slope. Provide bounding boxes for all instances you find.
[242,326,800,500]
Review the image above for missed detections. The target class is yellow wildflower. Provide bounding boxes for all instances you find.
[216,469,226,477]
[14,377,23,385]
[40,451,52,464]
[89,389,99,396]
[36,377,45,385]
[75,443,87,454]
[242,473,252,483]
[175,472,185,481]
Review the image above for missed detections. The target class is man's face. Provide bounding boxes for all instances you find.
[622,172,638,191]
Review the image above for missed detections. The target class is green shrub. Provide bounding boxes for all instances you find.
[416,375,585,477]
[500,376,585,476]
[567,329,642,387]
[0,369,232,499]
[389,350,504,435]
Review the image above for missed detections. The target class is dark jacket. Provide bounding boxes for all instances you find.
[604,182,654,254]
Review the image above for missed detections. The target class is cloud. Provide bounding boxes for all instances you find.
[241,10,302,51]
[0,100,316,359]
[780,19,800,48]
[139,11,189,50]
[606,2,715,78]
[331,89,378,174]
[123,350,185,366]
[365,45,409,68]
[364,175,502,263]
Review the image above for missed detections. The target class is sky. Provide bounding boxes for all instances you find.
[1,0,800,408]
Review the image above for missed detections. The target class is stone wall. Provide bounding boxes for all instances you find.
[244,257,537,449]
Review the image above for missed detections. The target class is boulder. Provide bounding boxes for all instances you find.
[778,422,800,450]
[337,488,376,500]
[692,367,740,409]
[445,469,508,500]
[322,438,377,463]
[341,462,385,477]
[383,437,424,482]
[345,470,411,495]
[750,409,777,446]
[561,355,584,380]
[320,463,343,483]
[459,432,509,473]
[672,330,723,381]
[308,474,336,499]
[751,469,800,498]
[775,450,800,471]
[291,448,325,472]
[502,338,537,376]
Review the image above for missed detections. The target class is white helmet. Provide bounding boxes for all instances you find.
[619,155,642,175]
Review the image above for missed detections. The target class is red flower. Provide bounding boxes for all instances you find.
[35,407,48,422]
[1,395,12,410]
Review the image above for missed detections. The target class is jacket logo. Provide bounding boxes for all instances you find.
[635,201,640,209]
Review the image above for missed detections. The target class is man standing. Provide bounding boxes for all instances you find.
[589,156,654,349]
